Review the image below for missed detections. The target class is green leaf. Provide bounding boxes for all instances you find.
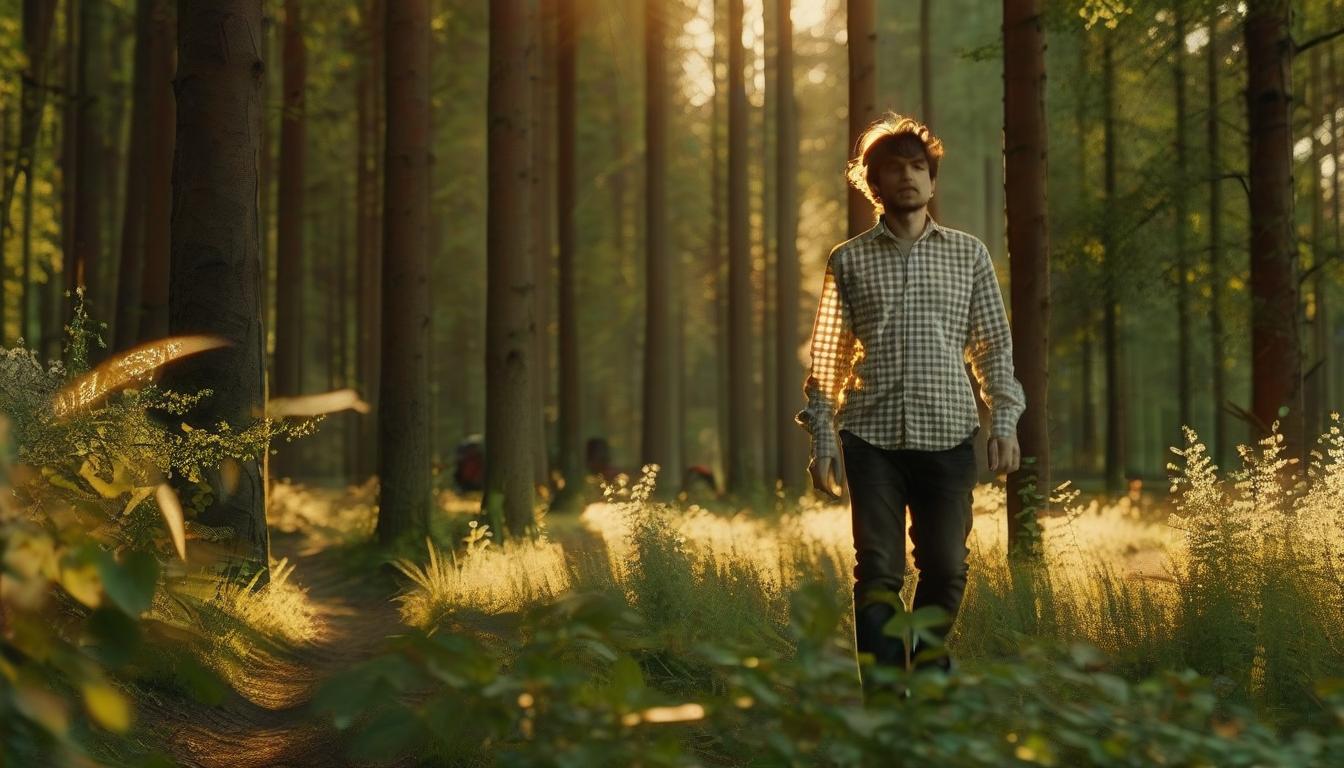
[609,654,646,704]
[86,606,143,668]
[348,706,428,763]
[97,549,160,617]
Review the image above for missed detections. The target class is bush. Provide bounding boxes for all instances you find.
[1,301,312,767]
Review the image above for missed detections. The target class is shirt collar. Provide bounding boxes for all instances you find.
[866,212,944,245]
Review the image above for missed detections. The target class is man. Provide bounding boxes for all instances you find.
[794,113,1025,696]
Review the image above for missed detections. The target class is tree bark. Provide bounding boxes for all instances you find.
[1002,0,1050,553]
[165,0,269,573]
[555,0,583,505]
[1173,7,1191,439]
[1330,2,1342,415]
[726,0,759,495]
[760,0,777,493]
[1207,11,1227,469]
[258,7,273,361]
[356,0,383,482]
[531,0,555,496]
[114,0,154,350]
[1308,43,1329,444]
[712,0,728,489]
[920,0,938,221]
[641,0,680,499]
[22,164,35,344]
[847,0,877,238]
[1072,37,1097,474]
[377,0,433,544]
[1244,0,1303,464]
[484,0,536,538]
[775,0,804,493]
[1101,33,1127,495]
[58,0,77,346]
[136,0,174,344]
[270,0,307,481]
[3,1,56,235]
[72,0,105,324]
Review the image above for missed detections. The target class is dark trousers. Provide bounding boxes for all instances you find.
[839,426,978,681]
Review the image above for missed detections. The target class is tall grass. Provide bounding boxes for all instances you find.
[392,522,571,630]
[376,421,1344,727]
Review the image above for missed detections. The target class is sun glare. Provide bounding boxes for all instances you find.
[680,0,835,108]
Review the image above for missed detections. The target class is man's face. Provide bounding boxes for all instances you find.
[871,145,935,214]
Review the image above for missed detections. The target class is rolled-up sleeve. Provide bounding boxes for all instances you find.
[964,243,1026,438]
[795,257,858,460]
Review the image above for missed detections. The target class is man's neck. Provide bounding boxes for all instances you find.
[882,208,928,241]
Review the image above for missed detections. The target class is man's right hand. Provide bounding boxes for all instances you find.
[808,455,845,501]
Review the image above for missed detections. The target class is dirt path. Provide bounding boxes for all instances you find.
[127,503,619,767]
[140,532,407,768]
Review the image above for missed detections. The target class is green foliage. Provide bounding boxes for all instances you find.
[0,310,315,766]
[316,576,1344,767]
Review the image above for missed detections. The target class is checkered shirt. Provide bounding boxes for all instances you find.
[794,215,1026,461]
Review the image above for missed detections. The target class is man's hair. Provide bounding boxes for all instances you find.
[845,112,945,213]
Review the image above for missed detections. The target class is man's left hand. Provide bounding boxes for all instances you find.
[987,435,1020,474]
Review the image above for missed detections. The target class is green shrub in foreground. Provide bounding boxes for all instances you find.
[314,581,1344,767]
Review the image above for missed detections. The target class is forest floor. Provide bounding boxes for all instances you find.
[121,485,1173,767]
[132,511,611,768]
[136,531,404,768]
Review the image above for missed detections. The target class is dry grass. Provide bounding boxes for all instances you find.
[392,523,571,630]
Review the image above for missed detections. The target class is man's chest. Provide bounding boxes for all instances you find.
[837,242,976,345]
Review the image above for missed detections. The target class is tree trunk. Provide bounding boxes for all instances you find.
[377,0,433,544]
[531,0,555,496]
[356,0,383,482]
[484,0,536,538]
[642,0,680,499]
[1081,326,1096,471]
[3,105,11,327]
[1244,0,1303,464]
[271,0,307,481]
[165,0,269,573]
[114,0,154,350]
[555,0,583,505]
[1073,37,1097,474]
[1173,8,1191,438]
[726,0,759,495]
[1002,0,1050,554]
[22,162,35,344]
[15,0,56,348]
[1330,3,1341,416]
[713,0,727,488]
[3,0,56,235]
[1101,34,1127,495]
[847,0,876,238]
[134,0,174,345]
[1207,11,1227,469]
[59,0,77,341]
[775,0,804,493]
[72,0,104,324]
[273,0,306,468]
[258,8,274,361]
[920,0,938,221]
[99,11,128,327]
[760,0,777,492]
[1308,44,1328,445]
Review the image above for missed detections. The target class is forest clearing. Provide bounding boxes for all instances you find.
[5,0,1344,765]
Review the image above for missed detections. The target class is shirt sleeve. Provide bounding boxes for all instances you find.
[965,242,1026,439]
[795,255,858,461]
